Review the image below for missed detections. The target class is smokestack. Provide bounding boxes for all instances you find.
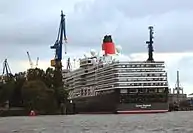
[102,35,116,56]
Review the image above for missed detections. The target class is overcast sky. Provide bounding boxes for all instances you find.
[1,0,193,94]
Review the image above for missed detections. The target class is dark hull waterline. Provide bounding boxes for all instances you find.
[71,91,169,114]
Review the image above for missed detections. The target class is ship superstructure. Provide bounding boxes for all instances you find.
[63,26,169,114]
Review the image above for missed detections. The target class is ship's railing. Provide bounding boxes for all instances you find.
[95,68,165,76]
[95,74,167,83]
[117,73,167,77]
[78,63,166,76]
[114,63,165,68]
[71,81,167,91]
[64,60,166,76]
[115,61,165,64]
[83,73,96,79]
[97,72,167,79]
[84,81,97,86]
[96,81,168,89]
[71,84,84,88]
[66,69,165,80]
[96,85,168,92]
[72,63,115,75]
[117,81,168,86]
[64,62,167,79]
[95,75,166,84]
[117,69,165,73]
[65,73,168,89]
[114,67,165,70]
[94,71,166,79]
[93,78,117,85]
[65,76,168,90]
[117,78,167,82]
[84,77,96,82]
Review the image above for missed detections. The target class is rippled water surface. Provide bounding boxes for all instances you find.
[0,111,193,133]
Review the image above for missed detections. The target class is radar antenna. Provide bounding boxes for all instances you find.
[146,26,154,62]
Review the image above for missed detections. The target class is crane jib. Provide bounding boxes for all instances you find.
[50,10,67,68]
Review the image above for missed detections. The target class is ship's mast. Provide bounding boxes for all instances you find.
[146,26,154,62]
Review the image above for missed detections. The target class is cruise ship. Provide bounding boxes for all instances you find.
[63,26,169,114]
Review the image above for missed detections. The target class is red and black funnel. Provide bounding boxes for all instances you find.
[102,35,116,55]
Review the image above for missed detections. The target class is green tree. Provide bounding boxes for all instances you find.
[53,69,63,88]
[9,72,26,107]
[21,80,57,114]
[54,86,69,104]
[0,65,69,115]
[27,68,45,81]
[0,81,15,106]
[44,67,54,88]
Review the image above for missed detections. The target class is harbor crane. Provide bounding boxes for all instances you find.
[50,10,67,71]
[26,51,39,69]
[1,59,13,83]
[35,57,39,68]
[27,51,33,69]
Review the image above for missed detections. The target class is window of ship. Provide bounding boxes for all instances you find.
[134,83,139,86]
[129,89,138,93]
[120,89,128,94]
[148,88,156,93]
[158,88,164,93]
[120,65,125,68]
[118,78,127,82]
[163,77,166,81]
[81,89,83,95]
[138,88,146,93]
[84,89,87,95]
[119,83,127,86]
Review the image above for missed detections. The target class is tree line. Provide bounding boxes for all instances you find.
[0,67,68,114]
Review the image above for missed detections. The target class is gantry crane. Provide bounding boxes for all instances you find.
[50,10,67,71]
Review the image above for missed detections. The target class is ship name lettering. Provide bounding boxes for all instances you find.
[135,104,151,108]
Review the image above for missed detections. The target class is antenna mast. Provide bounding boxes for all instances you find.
[146,26,154,62]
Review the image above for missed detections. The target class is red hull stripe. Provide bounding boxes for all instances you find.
[117,110,168,114]
[79,112,112,114]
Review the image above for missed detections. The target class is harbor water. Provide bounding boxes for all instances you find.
[0,111,193,133]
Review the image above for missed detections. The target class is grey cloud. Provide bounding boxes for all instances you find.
[176,56,193,83]
[1,0,193,61]
[69,0,193,53]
